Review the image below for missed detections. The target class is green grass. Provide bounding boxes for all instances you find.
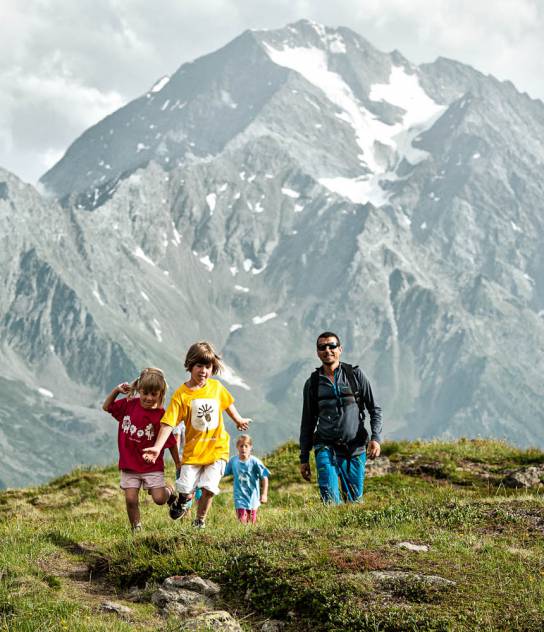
[1,440,543,631]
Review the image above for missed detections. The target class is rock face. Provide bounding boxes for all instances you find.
[2,19,544,486]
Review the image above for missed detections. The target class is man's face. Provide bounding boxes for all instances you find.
[316,336,342,366]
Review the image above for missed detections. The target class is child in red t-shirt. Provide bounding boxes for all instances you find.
[102,367,181,532]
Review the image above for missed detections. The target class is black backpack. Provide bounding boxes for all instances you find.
[308,362,368,454]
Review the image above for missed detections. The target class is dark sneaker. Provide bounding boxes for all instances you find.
[192,518,206,529]
[167,491,177,507]
[169,497,192,520]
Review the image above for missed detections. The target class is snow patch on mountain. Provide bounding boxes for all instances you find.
[252,312,277,324]
[134,247,156,266]
[281,187,300,198]
[221,363,250,391]
[151,319,162,342]
[93,282,105,306]
[199,255,214,272]
[150,76,170,93]
[206,193,216,214]
[265,42,444,206]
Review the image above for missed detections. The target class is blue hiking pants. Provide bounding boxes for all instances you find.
[315,445,366,504]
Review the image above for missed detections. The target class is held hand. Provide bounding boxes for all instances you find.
[236,418,251,431]
[367,440,381,460]
[300,463,311,482]
[142,446,160,464]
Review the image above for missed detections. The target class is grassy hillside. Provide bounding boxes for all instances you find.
[1,439,543,631]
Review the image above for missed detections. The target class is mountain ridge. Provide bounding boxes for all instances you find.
[1,20,544,488]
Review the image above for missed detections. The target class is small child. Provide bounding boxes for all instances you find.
[102,367,181,532]
[225,434,269,524]
[143,341,250,529]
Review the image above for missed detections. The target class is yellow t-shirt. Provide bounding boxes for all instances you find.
[161,378,234,464]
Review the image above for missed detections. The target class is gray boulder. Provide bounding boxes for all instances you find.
[164,574,221,597]
[151,586,213,618]
[365,456,392,477]
[503,465,544,488]
[99,601,132,616]
[179,610,242,631]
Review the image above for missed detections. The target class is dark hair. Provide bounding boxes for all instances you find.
[184,341,223,375]
[316,331,341,346]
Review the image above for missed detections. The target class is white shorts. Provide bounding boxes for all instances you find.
[176,460,226,496]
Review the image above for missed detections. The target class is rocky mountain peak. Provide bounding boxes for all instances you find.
[2,22,544,488]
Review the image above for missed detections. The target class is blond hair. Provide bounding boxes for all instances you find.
[129,367,168,406]
[184,341,223,375]
[236,434,253,447]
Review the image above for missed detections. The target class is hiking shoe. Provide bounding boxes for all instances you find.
[192,518,206,529]
[169,497,192,520]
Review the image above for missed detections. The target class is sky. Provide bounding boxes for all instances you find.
[1,0,543,184]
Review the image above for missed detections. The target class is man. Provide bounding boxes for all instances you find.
[299,331,382,504]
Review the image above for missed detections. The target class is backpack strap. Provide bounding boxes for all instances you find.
[308,367,321,423]
[342,362,365,422]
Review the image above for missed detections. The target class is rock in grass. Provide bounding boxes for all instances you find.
[151,586,213,617]
[365,456,392,477]
[125,586,146,602]
[261,620,286,631]
[502,465,544,488]
[396,541,429,552]
[99,601,132,615]
[164,574,221,597]
[179,610,242,631]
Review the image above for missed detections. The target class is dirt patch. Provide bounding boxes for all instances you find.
[329,548,389,572]
[477,503,544,535]
[36,547,165,630]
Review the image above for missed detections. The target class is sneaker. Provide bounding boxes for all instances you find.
[167,491,178,507]
[192,518,206,529]
[169,497,192,521]
[131,523,142,534]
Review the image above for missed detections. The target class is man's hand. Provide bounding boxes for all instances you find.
[367,440,381,460]
[142,446,160,464]
[300,463,311,481]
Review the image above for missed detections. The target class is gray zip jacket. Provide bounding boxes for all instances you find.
[299,364,382,464]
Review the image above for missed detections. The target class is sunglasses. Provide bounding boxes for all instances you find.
[317,342,340,351]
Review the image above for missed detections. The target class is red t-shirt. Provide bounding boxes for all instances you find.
[108,397,176,473]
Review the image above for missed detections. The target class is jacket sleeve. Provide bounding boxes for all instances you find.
[356,368,383,443]
[299,378,315,464]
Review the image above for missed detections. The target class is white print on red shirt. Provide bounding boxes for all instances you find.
[121,415,155,441]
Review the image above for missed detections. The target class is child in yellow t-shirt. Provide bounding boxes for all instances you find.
[143,341,250,528]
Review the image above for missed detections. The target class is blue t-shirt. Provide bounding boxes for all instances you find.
[224,455,270,510]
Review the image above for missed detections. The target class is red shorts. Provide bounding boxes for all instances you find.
[236,508,258,524]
